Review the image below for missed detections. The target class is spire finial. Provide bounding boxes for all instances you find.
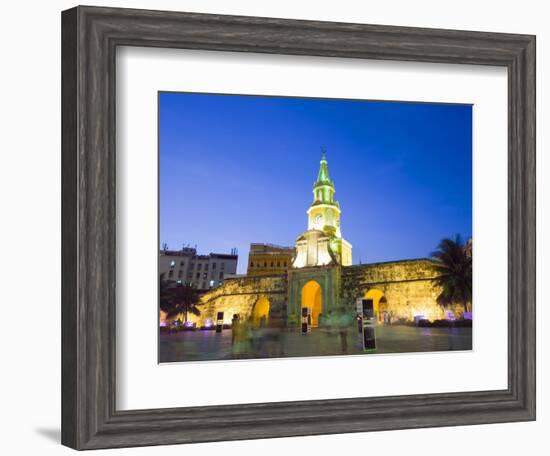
[320,145,327,162]
[315,145,332,186]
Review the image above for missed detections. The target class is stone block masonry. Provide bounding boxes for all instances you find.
[194,274,288,326]
[190,258,459,327]
[342,259,449,321]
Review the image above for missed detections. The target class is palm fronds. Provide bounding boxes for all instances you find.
[431,235,472,313]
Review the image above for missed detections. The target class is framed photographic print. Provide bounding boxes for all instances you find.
[61,5,536,450]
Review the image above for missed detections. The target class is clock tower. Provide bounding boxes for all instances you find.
[307,149,342,237]
[292,149,352,268]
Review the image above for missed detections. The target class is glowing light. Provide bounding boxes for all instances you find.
[301,281,322,327]
[159,310,167,327]
[317,248,332,265]
[445,311,456,321]
[409,303,446,323]
[252,298,270,327]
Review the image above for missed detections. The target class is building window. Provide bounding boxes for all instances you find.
[187,272,192,279]
[170,260,175,268]
[250,261,254,268]
[270,261,274,267]
[219,272,223,279]
[204,264,209,271]
[202,272,207,279]
[180,261,185,267]
[212,262,217,270]
[196,272,200,279]
[264,261,267,267]
[168,270,173,278]
[202,281,206,289]
[178,270,183,278]
[284,261,287,267]
[221,263,225,270]
[197,263,202,270]
[277,261,281,267]
[257,262,261,268]
[190,263,194,270]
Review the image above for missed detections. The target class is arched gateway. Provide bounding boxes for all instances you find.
[301,280,323,327]
[251,296,270,327]
[364,288,388,323]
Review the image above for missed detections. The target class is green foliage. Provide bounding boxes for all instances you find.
[431,235,472,313]
[160,279,201,322]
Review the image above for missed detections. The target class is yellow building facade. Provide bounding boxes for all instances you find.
[246,243,295,276]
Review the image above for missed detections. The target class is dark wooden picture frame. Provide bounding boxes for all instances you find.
[61,5,536,450]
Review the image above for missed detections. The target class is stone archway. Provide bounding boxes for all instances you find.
[301,280,323,327]
[251,296,270,327]
[364,288,388,323]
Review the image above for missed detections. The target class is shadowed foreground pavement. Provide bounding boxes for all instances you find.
[160,325,472,363]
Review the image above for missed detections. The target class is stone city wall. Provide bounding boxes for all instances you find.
[341,259,450,321]
[187,259,464,327]
[193,274,287,326]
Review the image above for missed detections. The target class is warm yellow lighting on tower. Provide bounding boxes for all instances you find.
[293,148,352,268]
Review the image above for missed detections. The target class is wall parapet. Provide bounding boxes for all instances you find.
[198,274,287,309]
[343,258,440,285]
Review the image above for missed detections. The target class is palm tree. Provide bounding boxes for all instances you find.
[160,279,201,323]
[431,235,472,315]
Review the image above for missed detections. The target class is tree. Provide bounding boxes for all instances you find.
[160,279,200,323]
[431,235,472,314]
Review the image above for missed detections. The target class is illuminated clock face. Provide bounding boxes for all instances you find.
[314,214,323,227]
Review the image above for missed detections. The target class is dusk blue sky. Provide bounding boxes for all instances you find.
[159,92,472,274]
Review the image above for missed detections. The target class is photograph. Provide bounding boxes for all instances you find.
[158,92,473,363]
